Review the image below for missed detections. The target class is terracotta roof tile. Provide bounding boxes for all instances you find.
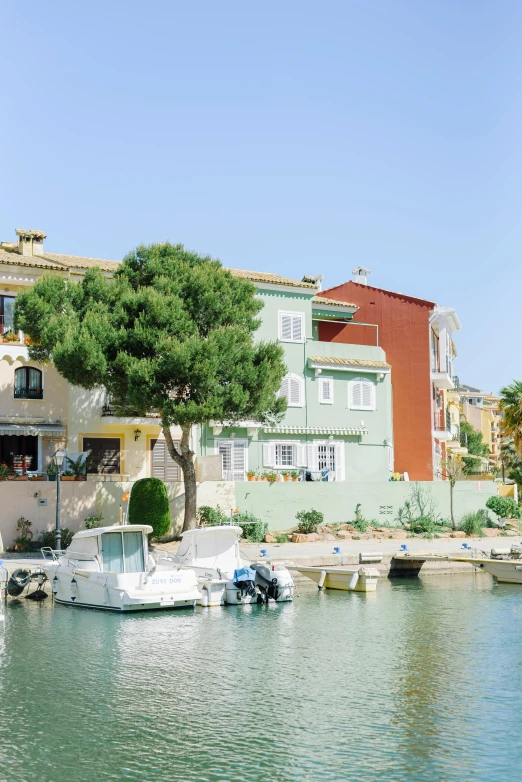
[228,268,317,289]
[312,295,358,309]
[0,249,66,271]
[309,356,391,369]
[42,252,121,272]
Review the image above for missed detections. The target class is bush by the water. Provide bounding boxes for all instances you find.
[486,496,521,520]
[128,478,171,540]
[459,510,489,537]
[196,505,228,526]
[236,511,268,542]
[296,509,323,534]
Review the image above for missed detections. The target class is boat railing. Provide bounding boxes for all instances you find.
[41,547,66,562]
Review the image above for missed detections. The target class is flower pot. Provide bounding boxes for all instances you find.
[247,475,255,482]
[47,475,57,482]
[61,476,76,481]
[13,475,28,481]
[74,476,86,481]
[283,475,291,482]
[29,476,46,481]
[292,477,298,482]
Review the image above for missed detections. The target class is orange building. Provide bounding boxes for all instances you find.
[319,268,460,481]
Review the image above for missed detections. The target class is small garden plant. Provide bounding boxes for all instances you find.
[459,510,490,537]
[14,516,33,551]
[485,496,521,521]
[352,504,369,533]
[196,505,228,526]
[84,514,103,529]
[236,511,268,542]
[295,509,323,534]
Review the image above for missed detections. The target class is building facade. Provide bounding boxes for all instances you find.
[0,230,394,484]
[319,268,464,480]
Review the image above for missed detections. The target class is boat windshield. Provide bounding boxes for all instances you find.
[101,531,145,573]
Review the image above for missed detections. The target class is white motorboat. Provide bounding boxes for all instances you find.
[155,525,295,606]
[451,543,522,585]
[40,525,201,612]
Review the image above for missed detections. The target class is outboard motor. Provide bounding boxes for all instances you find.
[232,567,257,600]
[251,562,295,602]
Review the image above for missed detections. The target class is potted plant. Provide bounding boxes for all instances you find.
[281,470,291,482]
[0,462,13,481]
[29,473,46,481]
[12,473,28,481]
[291,471,299,482]
[61,470,76,481]
[47,462,58,482]
[66,454,87,481]
[247,470,256,482]
[266,471,277,483]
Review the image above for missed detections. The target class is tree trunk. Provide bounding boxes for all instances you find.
[450,480,456,530]
[163,422,197,532]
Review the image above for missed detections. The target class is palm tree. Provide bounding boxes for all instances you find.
[500,380,522,458]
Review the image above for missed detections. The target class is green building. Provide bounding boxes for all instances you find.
[197,270,394,482]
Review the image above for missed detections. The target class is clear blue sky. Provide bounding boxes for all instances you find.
[2,0,521,393]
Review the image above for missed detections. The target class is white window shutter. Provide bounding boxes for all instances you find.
[263,443,276,467]
[320,377,333,403]
[350,381,362,408]
[296,443,307,467]
[362,382,373,409]
[289,377,301,405]
[334,443,345,482]
[232,442,246,480]
[349,379,375,410]
[280,314,292,341]
[307,443,319,472]
[292,315,303,342]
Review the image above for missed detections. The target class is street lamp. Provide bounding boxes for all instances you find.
[54,449,66,551]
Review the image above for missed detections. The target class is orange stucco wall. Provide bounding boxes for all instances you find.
[319,281,435,481]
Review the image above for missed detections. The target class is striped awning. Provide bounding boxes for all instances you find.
[262,426,367,436]
[0,424,66,437]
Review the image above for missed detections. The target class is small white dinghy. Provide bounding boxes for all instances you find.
[41,525,201,612]
[296,566,380,593]
[155,525,295,606]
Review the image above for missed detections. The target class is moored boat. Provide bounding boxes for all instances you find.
[155,525,295,606]
[41,525,201,611]
[450,544,522,584]
[295,565,380,592]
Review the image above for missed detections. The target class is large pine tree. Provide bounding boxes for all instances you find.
[15,243,287,530]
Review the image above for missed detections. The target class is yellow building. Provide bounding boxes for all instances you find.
[457,382,501,471]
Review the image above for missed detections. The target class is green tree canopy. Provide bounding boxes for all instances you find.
[15,243,287,530]
[500,380,522,457]
[460,420,489,474]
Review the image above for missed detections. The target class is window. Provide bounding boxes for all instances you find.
[218,440,247,481]
[83,437,121,474]
[278,311,304,343]
[101,531,145,574]
[14,367,43,399]
[278,373,304,407]
[0,295,15,336]
[319,376,333,404]
[307,441,345,482]
[348,378,375,411]
[150,438,181,481]
[264,442,307,468]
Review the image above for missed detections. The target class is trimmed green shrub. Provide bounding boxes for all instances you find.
[486,496,521,520]
[128,478,171,540]
[295,509,324,534]
[196,505,228,526]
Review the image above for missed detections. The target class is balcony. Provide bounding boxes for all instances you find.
[433,408,452,441]
[446,426,468,455]
[101,400,161,424]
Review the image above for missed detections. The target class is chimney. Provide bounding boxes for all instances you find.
[302,274,324,291]
[15,229,46,256]
[352,266,370,285]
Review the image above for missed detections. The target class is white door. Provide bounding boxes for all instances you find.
[218,440,247,481]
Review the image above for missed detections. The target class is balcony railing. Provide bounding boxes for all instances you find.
[433,408,451,431]
[102,402,160,418]
[14,387,43,400]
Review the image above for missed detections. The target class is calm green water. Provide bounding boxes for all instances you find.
[1,573,521,782]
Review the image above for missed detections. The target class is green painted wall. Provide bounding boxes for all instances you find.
[236,480,498,530]
[197,286,394,482]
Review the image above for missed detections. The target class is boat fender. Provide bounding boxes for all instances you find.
[348,571,359,591]
[70,577,77,601]
[6,568,31,597]
[318,570,327,589]
[52,575,59,595]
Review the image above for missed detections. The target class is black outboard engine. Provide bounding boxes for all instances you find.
[250,562,280,601]
[233,567,257,600]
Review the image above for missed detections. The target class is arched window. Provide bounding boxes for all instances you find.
[348,378,375,411]
[278,373,304,407]
[14,367,43,399]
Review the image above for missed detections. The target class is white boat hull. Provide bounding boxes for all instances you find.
[42,565,201,612]
[452,557,522,585]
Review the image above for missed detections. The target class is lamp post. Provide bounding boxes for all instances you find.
[54,449,66,550]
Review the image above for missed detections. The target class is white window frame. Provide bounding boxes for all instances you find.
[309,439,345,482]
[278,310,305,343]
[278,373,305,407]
[319,376,334,404]
[348,377,376,411]
[264,441,307,468]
